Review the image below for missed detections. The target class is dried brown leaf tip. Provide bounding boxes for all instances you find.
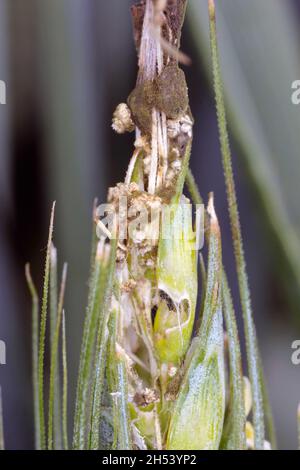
[208,0,216,20]
[207,192,220,235]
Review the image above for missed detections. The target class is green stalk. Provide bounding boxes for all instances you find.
[220,275,246,449]
[38,202,56,450]
[208,0,264,448]
[171,142,192,204]
[89,199,99,275]
[49,244,62,449]
[25,263,40,449]
[107,309,118,451]
[89,239,117,449]
[0,387,4,450]
[185,168,203,207]
[48,263,68,449]
[62,310,69,450]
[259,357,277,449]
[50,245,58,344]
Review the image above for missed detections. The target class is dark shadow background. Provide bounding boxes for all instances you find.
[0,0,300,449]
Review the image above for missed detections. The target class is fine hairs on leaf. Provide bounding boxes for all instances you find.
[115,361,133,451]
[73,244,104,449]
[38,202,56,450]
[50,245,58,347]
[73,237,117,450]
[73,205,100,448]
[107,308,119,450]
[220,276,246,449]
[258,355,277,449]
[89,238,117,450]
[185,168,203,206]
[49,244,62,449]
[108,296,132,450]
[48,262,68,450]
[107,294,133,451]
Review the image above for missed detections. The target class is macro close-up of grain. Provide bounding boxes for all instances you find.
[0,0,300,456]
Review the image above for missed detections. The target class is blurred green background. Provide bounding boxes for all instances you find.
[0,0,300,449]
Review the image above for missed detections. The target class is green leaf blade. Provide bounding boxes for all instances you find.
[220,274,246,450]
[49,244,62,449]
[48,262,68,450]
[89,238,117,449]
[108,309,132,451]
[38,202,56,450]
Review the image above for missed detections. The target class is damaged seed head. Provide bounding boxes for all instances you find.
[155,65,189,120]
[127,64,189,135]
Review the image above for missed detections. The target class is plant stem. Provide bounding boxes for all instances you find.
[49,244,62,449]
[48,263,68,450]
[185,168,203,205]
[221,275,246,449]
[259,357,277,449]
[38,202,56,450]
